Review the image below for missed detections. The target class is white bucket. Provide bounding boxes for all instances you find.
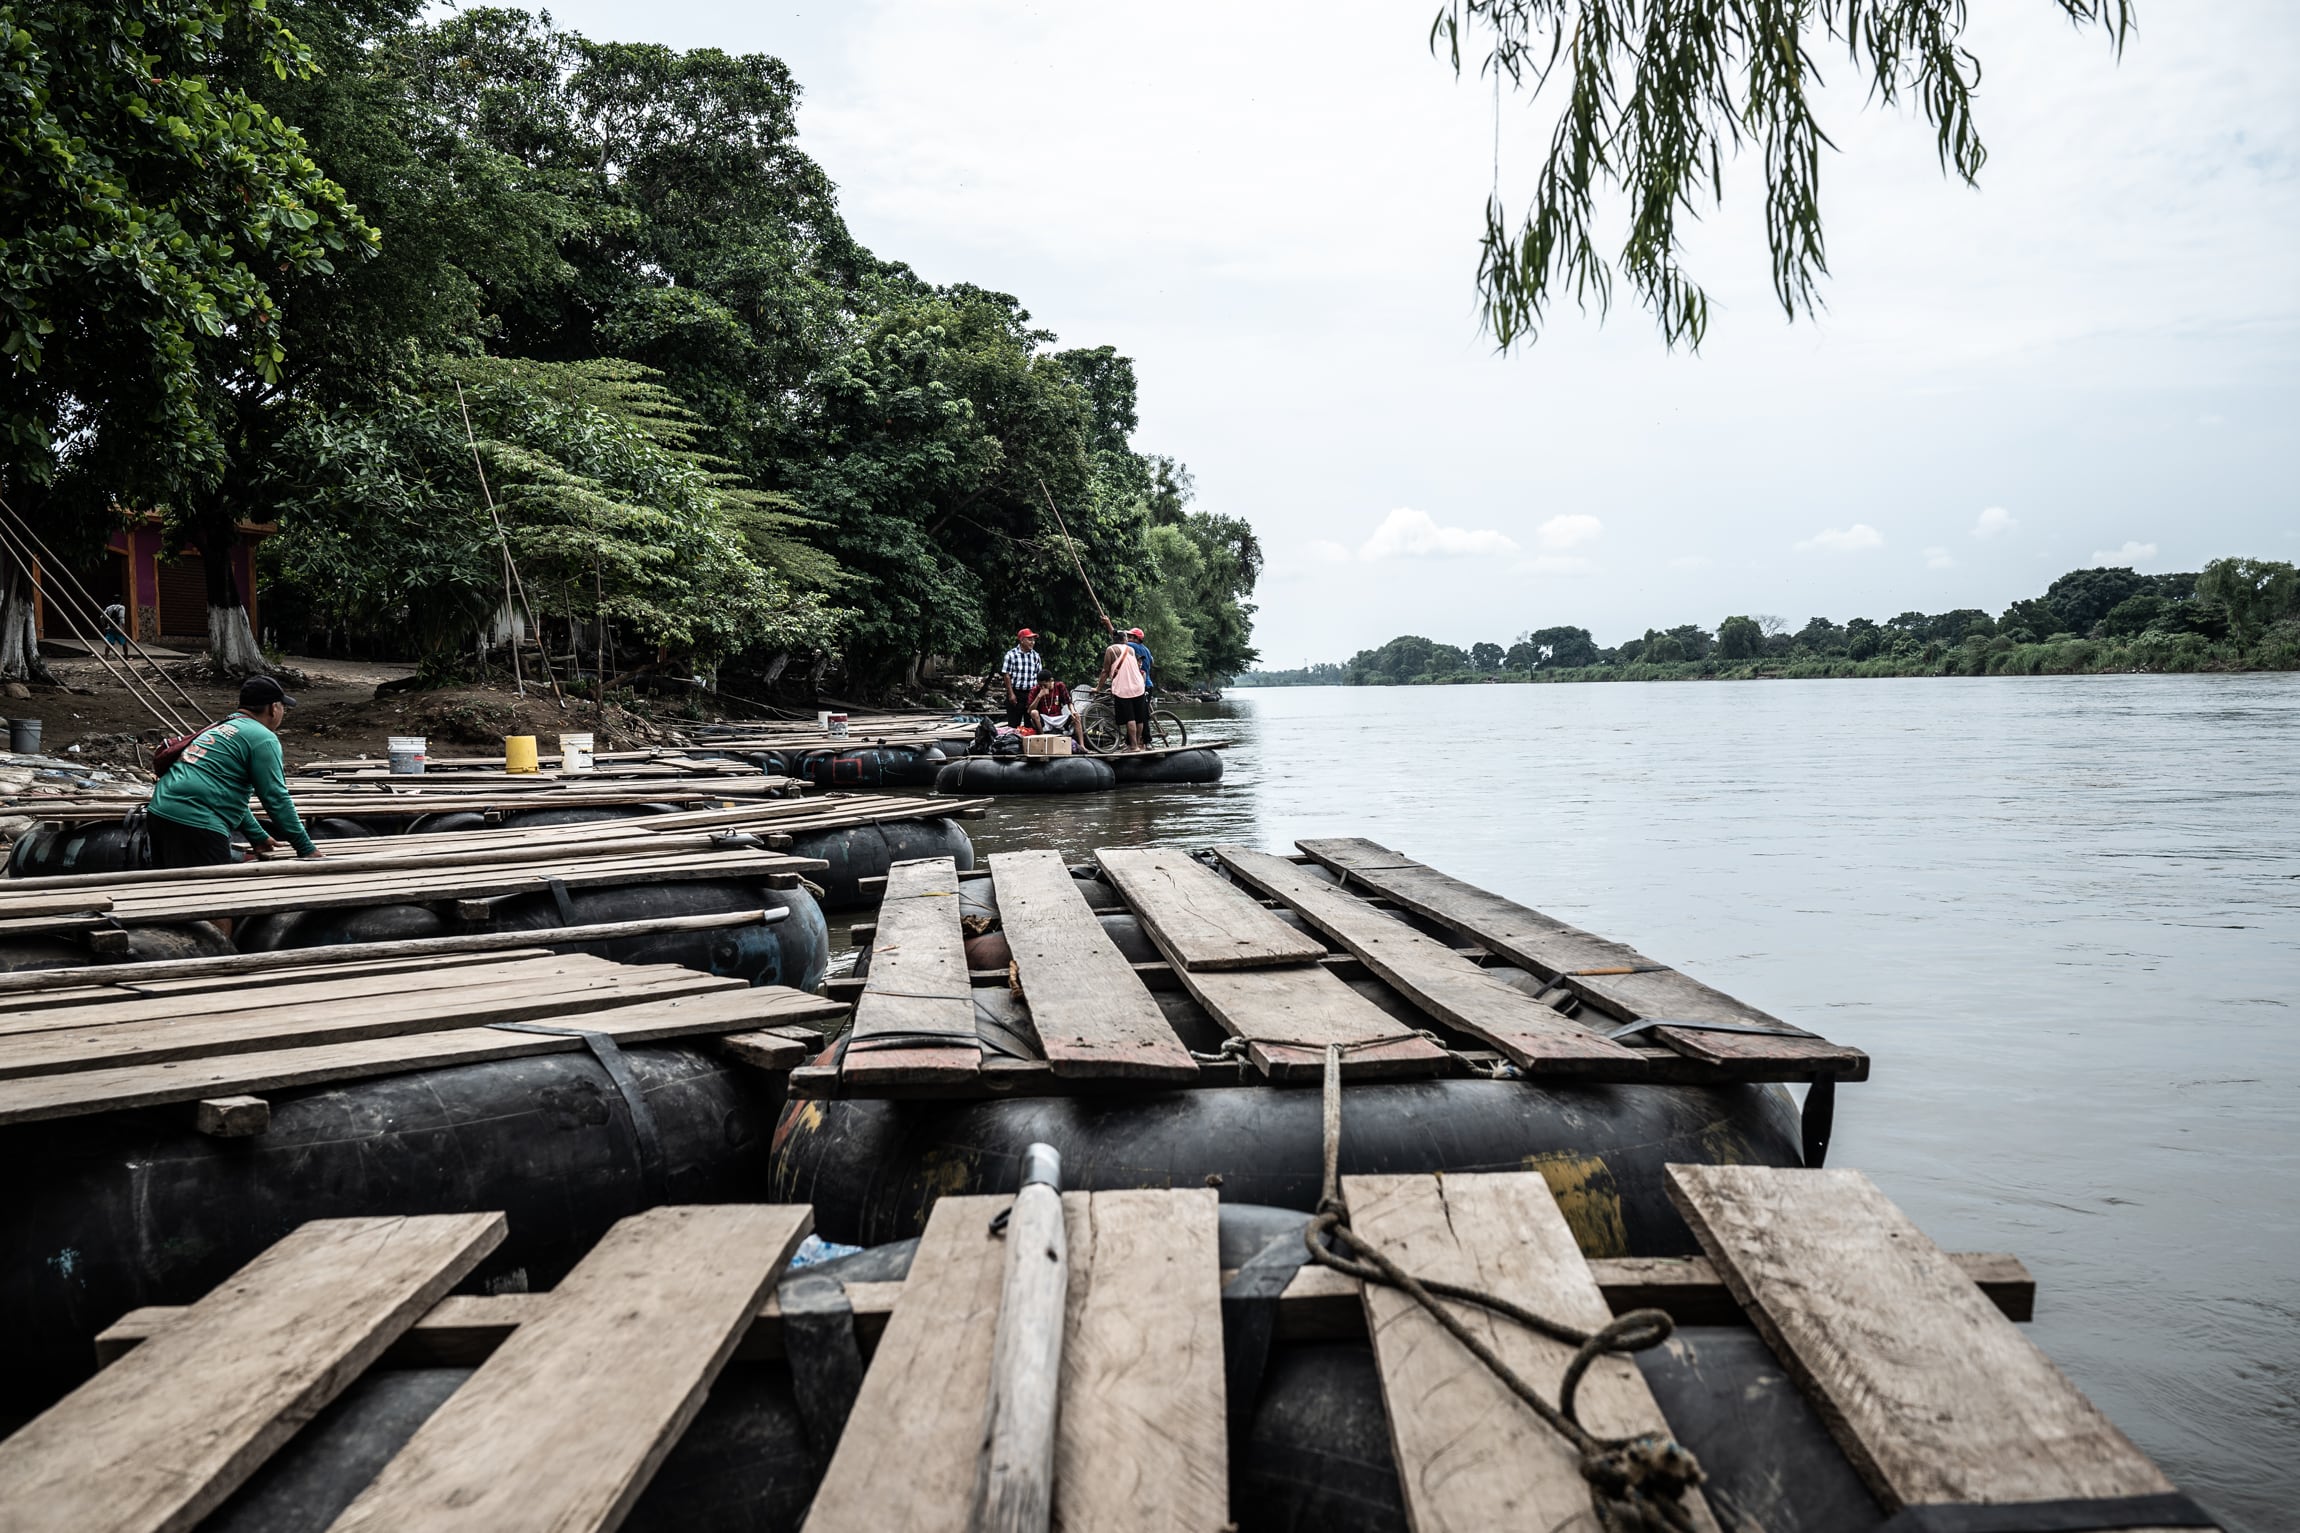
[386,735,426,776]
[558,732,596,774]
[827,713,849,738]
[816,710,832,729]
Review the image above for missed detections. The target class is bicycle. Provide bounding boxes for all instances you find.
[1078,692,1188,754]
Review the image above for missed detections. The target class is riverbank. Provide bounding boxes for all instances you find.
[1242,629,2300,686]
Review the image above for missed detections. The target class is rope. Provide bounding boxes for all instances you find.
[1306,1044,1706,1532]
[1033,475,1111,632]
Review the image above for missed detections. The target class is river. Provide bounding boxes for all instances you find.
[953,674,2300,1528]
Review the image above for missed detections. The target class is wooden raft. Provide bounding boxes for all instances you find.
[0,949,845,1127]
[797,834,1863,1099]
[25,1168,2205,1533]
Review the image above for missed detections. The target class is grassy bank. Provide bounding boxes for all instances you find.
[1336,631,2300,686]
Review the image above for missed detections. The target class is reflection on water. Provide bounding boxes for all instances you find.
[958,675,2300,1528]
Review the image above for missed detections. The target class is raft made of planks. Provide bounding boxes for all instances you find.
[0,946,845,1127]
[15,1166,2211,1533]
[794,837,1864,1098]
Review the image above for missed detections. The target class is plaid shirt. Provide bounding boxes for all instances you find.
[1000,646,1043,694]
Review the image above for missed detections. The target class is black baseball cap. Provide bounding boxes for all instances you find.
[239,676,298,710]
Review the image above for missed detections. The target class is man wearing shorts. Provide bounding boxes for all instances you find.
[1098,631,1149,751]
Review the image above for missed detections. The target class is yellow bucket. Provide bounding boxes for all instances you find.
[504,735,540,774]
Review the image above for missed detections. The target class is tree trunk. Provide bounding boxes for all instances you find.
[0,559,57,685]
[806,650,829,695]
[200,533,269,677]
[758,650,790,686]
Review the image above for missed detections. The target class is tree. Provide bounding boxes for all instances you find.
[1716,614,1762,660]
[0,0,377,674]
[2045,566,2145,636]
[1844,616,1882,660]
[1430,0,2132,348]
[1469,641,1504,672]
[1525,625,1597,668]
[2196,558,2300,644]
[1792,617,1843,654]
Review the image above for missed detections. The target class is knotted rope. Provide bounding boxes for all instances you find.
[1303,1044,1706,1532]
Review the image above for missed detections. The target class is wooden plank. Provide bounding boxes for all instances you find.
[1347,1172,1721,1533]
[991,849,1195,1080]
[1095,846,1328,970]
[0,965,741,1079]
[1297,837,1867,1080]
[1667,1165,2183,1515]
[0,953,620,1036]
[0,1213,505,1533]
[1215,846,1644,1075]
[844,856,978,1086]
[1179,963,1449,1079]
[803,1194,1010,1533]
[1055,1189,1228,1533]
[328,1205,812,1533]
[194,1095,269,1136]
[0,986,848,1125]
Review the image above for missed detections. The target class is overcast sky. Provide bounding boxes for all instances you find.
[510,0,2297,662]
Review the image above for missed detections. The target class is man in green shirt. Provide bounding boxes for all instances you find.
[146,676,323,868]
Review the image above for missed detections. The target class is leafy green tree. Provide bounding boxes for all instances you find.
[1664,623,1712,660]
[1716,614,1762,660]
[1429,0,2132,348]
[2196,559,2300,644]
[2045,566,2145,635]
[1469,641,1504,672]
[1640,631,1685,663]
[1996,598,2060,644]
[0,0,377,673]
[1844,617,1882,660]
[1792,617,1844,654]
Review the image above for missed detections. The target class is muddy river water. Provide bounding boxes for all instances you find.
[945,673,2299,1528]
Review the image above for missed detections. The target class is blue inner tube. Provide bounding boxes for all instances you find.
[932,755,1115,795]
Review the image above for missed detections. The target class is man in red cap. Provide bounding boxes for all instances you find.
[998,628,1042,729]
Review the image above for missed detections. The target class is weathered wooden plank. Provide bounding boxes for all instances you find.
[0,1213,505,1533]
[803,1194,1009,1533]
[0,953,628,1037]
[1054,1189,1228,1533]
[0,987,847,1125]
[0,965,740,1079]
[991,849,1195,1079]
[1215,846,1644,1074]
[1179,963,1449,1078]
[1667,1165,2185,1516]
[844,856,979,1086]
[1347,1172,1721,1533]
[1096,846,1328,970]
[1297,838,1866,1079]
[329,1204,812,1533]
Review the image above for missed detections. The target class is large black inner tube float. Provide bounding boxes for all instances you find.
[1107,747,1225,785]
[794,745,946,790]
[931,755,1114,795]
[0,1042,782,1417]
[784,818,975,913]
[6,820,141,877]
[183,1205,1884,1533]
[0,921,233,973]
[771,1076,1802,1257]
[484,880,830,992]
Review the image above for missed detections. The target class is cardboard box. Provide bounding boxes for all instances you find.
[1022,734,1072,758]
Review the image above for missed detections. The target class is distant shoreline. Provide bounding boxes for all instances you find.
[1237,633,2300,687]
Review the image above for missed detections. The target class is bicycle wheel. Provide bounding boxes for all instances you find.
[1082,705,1122,754]
[1146,709,1188,749]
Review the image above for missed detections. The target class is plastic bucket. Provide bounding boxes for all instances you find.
[558,732,596,774]
[386,735,426,775]
[827,712,849,738]
[7,719,40,755]
[504,735,540,774]
[816,711,832,729]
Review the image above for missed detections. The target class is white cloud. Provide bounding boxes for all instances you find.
[1357,507,1518,561]
[1972,506,2018,540]
[1307,539,1352,563]
[1533,514,1604,551]
[2091,541,2159,567]
[1795,524,1885,554]
[1925,546,1956,569]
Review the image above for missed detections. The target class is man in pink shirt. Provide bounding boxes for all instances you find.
[1098,626,1149,751]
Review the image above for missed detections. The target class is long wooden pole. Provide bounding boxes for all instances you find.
[1033,477,1112,633]
[455,382,566,709]
[0,908,783,995]
[971,1142,1068,1533]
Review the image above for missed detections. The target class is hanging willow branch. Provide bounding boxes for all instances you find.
[1431,0,2136,350]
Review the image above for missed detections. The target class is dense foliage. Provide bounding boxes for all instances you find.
[1236,559,2300,685]
[0,1,1258,688]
